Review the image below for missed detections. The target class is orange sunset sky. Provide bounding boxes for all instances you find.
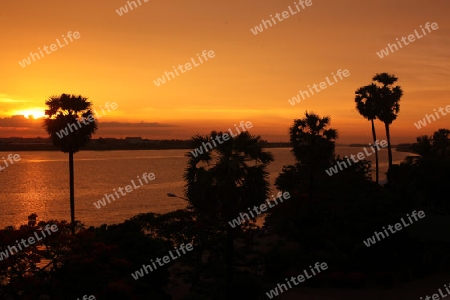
[0,0,449,143]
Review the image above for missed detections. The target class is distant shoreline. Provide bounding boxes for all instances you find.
[349,143,414,153]
[0,138,292,151]
[0,138,414,152]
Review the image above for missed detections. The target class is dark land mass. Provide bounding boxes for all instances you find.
[349,143,414,152]
[0,137,292,151]
[0,138,414,152]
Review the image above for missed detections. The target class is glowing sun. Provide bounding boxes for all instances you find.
[16,109,46,119]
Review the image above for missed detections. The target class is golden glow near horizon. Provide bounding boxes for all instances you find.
[0,0,449,143]
[14,109,46,119]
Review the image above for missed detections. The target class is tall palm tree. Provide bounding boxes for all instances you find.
[355,83,381,184]
[372,73,403,169]
[289,112,338,200]
[184,131,273,299]
[44,94,97,233]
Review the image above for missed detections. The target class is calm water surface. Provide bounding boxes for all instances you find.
[0,147,413,228]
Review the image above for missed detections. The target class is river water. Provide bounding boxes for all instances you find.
[0,147,413,228]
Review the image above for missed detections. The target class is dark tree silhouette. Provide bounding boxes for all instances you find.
[372,73,403,169]
[412,135,433,159]
[289,112,338,200]
[355,83,381,184]
[388,128,450,211]
[432,128,450,158]
[184,131,273,299]
[44,94,97,233]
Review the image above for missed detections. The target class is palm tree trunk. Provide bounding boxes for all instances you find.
[225,227,234,300]
[309,139,315,202]
[69,150,75,234]
[371,119,379,184]
[385,122,393,169]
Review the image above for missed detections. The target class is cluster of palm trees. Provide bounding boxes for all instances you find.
[355,72,403,183]
[184,131,274,299]
[412,128,450,160]
[37,73,415,300]
[42,73,403,233]
[37,71,450,299]
[288,113,338,199]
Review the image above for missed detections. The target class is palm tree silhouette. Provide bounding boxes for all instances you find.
[355,83,381,184]
[372,73,403,169]
[184,131,273,299]
[289,112,337,200]
[432,129,450,158]
[412,135,433,159]
[44,94,97,233]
